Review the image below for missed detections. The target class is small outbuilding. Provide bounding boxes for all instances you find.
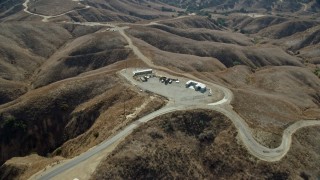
[133,69,153,76]
[195,83,206,92]
[186,80,207,93]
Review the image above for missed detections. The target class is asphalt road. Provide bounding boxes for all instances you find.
[22,9,320,179]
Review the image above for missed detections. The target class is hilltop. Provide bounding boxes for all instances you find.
[0,0,319,179]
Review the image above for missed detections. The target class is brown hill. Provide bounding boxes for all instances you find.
[159,16,223,29]
[0,79,27,105]
[0,0,23,20]
[270,24,320,63]
[92,110,320,179]
[257,20,318,39]
[128,26,302,67]
[229,15,288,34]
[149,24,253,46]
[158,0,320,14]
[0,67,166,166]
[4,0,181,23]
[0,22,101,82]
[212,65,320,146]
[0,1,319,178]
[27,0,85,16]
[31,31,130,88]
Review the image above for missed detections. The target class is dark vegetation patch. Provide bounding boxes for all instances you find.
[92,110,320,179]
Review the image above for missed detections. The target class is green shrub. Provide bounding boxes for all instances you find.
[161,120,174,133]
[149,131,164,139]
[94,132,99,138]
[233,61,241,66]
[314,67,320,78]
[3,115,26,132]
[59,102,69,111]
[56,148,62,155]
[2,115,27,143]
[217,18,226,27]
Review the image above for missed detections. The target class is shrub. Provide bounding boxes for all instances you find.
[198,131,215,143]
[56,148,62,155]
[161,6,175,12]
[94,132,99,138]
[161,120,174,133]
[314,67,320,78]
[217,18,226,27]
[233,61,241,66]
[149,131,164,139]
[59,102,69,111]
[3,115,26,132]
[2,115,27,143]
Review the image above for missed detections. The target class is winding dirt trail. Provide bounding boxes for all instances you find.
[116,25,320,162]
[26,15,320,180]
[23,0,90,22]
[300,2,308,12]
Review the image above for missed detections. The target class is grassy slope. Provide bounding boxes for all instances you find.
[92,110,320,179]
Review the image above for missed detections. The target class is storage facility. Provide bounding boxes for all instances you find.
[133,69,153,76]
[186,80,207,92]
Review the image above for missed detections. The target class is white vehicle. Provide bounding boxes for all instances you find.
[208,89,212,96]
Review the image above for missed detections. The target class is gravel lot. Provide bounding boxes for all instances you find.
[122,69,220,105]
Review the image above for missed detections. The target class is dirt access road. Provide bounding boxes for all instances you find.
[32,21,320,180]
[23,0,90,22]
[21,4,320,178]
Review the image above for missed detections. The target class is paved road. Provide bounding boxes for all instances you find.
[120,69,320,162]
[116,24,320,162]
[36,123,139,180]
[32,18,320,179]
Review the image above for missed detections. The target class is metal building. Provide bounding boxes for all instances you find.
[186,80,207,92]
[133,69,153,76]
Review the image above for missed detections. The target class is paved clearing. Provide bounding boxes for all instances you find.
[122,69,220,105]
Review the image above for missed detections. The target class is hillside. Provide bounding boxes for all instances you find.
[92,110,320,179]
[0,0,319,179]
[1,0,181,23]
[158,0,320,14]
[0,69,166,165]
[128,26,303,68]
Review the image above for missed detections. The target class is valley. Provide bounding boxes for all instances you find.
[0,0,320,179]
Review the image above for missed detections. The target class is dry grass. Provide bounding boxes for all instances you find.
[92,109,320,179]
[27,0,85,16]
[0,3,320,179]
[127,26,302,68]
[0,154,64,180]
[31,31,130,88]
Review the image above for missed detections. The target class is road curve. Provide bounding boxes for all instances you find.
[23,0,90,22]
[116,26,320,162]
[36,101,320,179]
[120,68,320,162]
[32,20,320,179]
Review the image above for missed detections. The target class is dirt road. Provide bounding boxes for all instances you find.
[117,24,320,162]
[29,17,320,180]
[23,0,90,22]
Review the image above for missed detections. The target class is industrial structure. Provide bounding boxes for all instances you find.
[186,80,207,92]
[133,69,153,76]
